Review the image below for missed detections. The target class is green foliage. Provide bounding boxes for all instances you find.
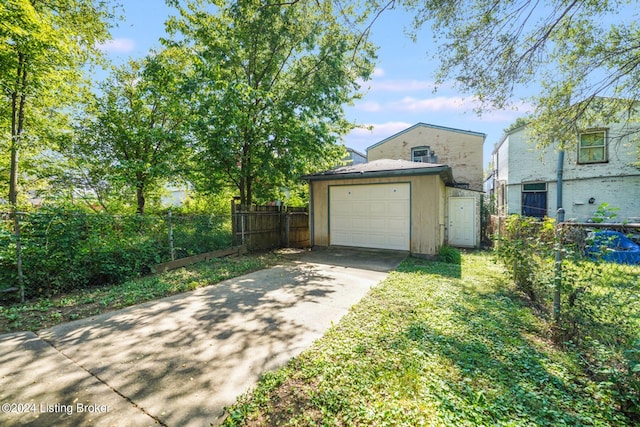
[494,215,640,420]
[169,214,231,259]
[223,253,632,425]
[494,215,555,302]
[503,117,530,134]
[282,184,309,208]
[437,245,461,264]
[71,49,193,214]
[165,0,376,206]
[0,207,232,301]
[0,0,119,203]
[173,189,235,216]
[556,257,640,419]
[591,202,621,223]
[480,195,494,246]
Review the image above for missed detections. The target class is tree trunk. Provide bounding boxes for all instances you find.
[136,184,146,214]
[9,141,19,205]
[241,140,253,208]
[9,53,28,205]
[246,176,252,209]
[238,176,246,210]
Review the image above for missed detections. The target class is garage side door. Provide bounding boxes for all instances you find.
[329,183,410,251]
[448,196,476,247]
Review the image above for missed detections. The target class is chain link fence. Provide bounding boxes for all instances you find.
[0,209,231,303]
[493,214,640,419]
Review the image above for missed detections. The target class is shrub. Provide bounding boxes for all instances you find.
[494,215,555,303]
[494,216,640,421]
[437,245,461,264]
[0,208,232,302]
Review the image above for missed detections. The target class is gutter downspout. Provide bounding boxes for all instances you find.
[556,149,564,210]
[553,147,565,322]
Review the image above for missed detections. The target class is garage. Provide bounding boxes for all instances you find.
[303,159,455,257]
[329,183,410,250]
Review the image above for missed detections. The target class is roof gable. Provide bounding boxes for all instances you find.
[366,122,486,152]
[492,125,527,155]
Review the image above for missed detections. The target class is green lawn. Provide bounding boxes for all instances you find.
[223,252,634,426]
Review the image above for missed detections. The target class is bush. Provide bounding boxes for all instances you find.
[0,208,232,302]
[493,215,640,421]
[494,215,555,303]
[170,214,231,257]
[437,245,461,264]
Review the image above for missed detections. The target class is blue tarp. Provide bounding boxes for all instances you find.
[586,230,640,265]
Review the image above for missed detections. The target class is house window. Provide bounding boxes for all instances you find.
[578,130,607,164]
[411,146,437,163]
[522,182,547,218]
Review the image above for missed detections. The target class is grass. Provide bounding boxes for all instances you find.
[0,250,299,333]
[223,252,635,426]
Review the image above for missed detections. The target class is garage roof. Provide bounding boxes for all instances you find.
[302,159,454,183]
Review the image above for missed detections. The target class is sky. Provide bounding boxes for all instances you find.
[97,2,534,169]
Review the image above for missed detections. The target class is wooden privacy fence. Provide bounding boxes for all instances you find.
[231,204,310,250]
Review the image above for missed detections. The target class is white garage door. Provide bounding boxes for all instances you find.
[329,183,410,251]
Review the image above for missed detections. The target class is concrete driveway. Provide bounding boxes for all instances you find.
[0,248,406,427]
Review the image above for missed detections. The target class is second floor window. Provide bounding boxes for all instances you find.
[411,146,437,163]
[578,130,607,164]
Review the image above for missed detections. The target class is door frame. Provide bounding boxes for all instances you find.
[447,196,477,248]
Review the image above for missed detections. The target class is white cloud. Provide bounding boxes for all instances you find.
[372,67,385,77]
[371,79,436,92]
[355,88,535,122]
[369,121,414,135]
[388,96,478,112]
[468,100,536,123]
[345,121,413,152]
[96,38,136,53]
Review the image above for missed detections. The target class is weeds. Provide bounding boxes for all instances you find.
[223,253,634,426]
[493,215,640,421]
[0,251,290,333]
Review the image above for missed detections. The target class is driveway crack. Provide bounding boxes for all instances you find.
[38,334,167,427]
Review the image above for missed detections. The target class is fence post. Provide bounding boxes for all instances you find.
[13,210,25,303]
[285,212,290,248]
[553,208,565,322]
[241,212,246,246]
[230,200,237,246]
[168,210,175,261]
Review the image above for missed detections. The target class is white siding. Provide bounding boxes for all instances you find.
[497,124,640,222]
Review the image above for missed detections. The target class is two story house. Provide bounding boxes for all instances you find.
[491,121,640,222]
[302,122,486,255]
[367,122,486,192]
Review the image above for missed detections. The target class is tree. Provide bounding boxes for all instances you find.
[503,117,529,135]
[0,0,118,206]
[73,50,193,214]
[400,0,640,151]
[165,0,376,207]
